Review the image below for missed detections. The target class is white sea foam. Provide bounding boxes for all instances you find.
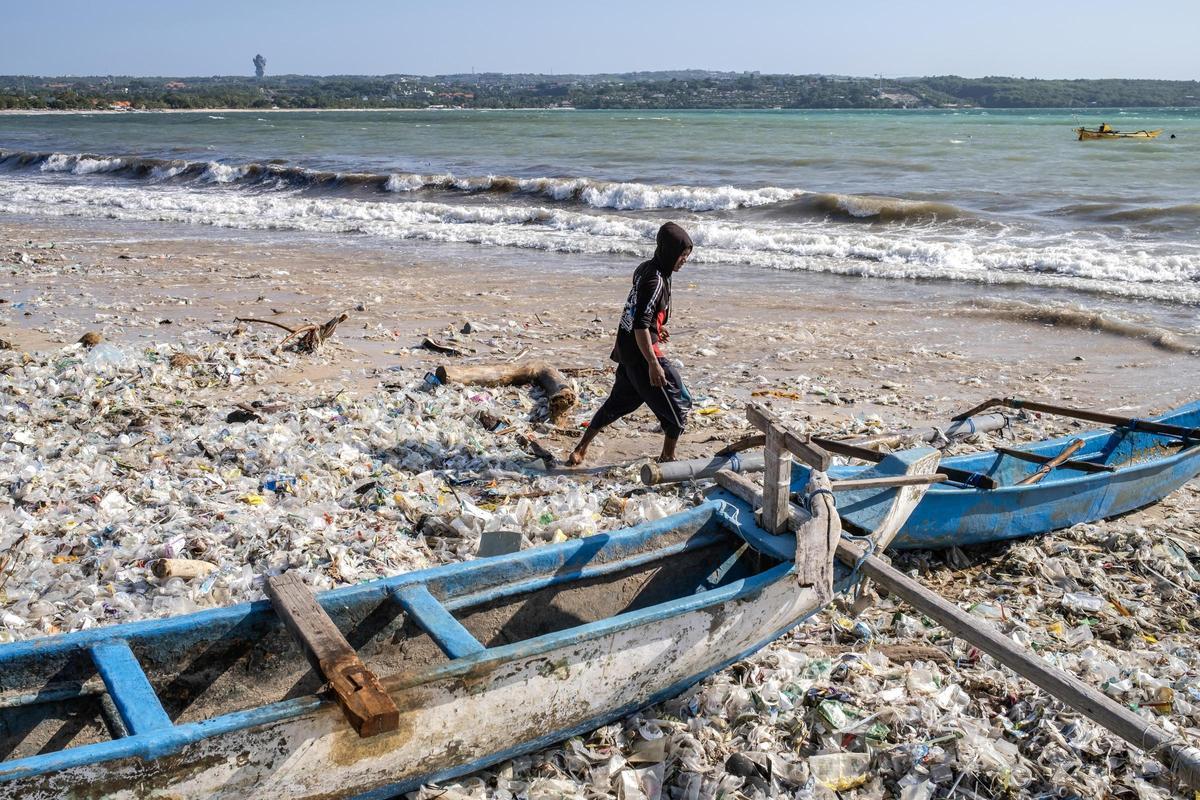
[149,162,187,180]
[1,179,1198,305]
[200,162,246,184]
[39,154,126,175]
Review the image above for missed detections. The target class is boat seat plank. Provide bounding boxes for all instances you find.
[265,572,399,738]
[392,584,486,659]
[89,639,172,736]
[995,445,1115,474]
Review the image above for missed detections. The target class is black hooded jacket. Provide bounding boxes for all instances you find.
[612,222,693,363]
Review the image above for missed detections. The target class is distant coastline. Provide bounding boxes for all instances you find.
[2,72,1198,111]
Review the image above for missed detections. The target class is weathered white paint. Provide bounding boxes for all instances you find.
[8,580,824,800]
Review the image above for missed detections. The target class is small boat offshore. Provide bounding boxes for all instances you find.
[1076,125,1163,140]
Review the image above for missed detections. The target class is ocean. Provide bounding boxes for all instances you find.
[1,107,1198,323]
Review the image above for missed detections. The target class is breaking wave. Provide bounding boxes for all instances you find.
[2,179,1199,306]
[756,193,970,223]
[0,148,802,212]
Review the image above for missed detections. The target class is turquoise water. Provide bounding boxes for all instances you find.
[1,107,1198,307]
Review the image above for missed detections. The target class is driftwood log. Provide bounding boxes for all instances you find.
[436,362,577,426]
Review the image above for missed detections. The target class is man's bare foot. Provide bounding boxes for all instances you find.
[656,453,677,464]
[566,446,587,466]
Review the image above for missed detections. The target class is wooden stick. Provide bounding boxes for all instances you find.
[835,540,1200,792]
[437,362,577,425]
[811,435,997,490]
[711,469,836,595]
[830,473,948,492]
[996,445,1115,474]
[1016,438,1086,485]
[266,573,399,737]
[715,434,766,457]
[745,403,832,470]
[955,397,1199,441]
[234,317,297,333]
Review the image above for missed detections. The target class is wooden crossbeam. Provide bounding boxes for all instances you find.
[810,435,998,490]
[995,445,1115,474]
[745,404,832,470]
[266,573,399,737]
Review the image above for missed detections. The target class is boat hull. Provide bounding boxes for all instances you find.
[1076,128,1163,140]
[0,502,825,800]
[807,400,1200,549]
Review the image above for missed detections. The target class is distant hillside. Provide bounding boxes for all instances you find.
[1,72,1197,111]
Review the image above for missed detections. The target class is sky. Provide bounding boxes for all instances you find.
[1,0,1196,81]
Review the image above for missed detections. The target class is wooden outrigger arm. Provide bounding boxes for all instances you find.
[836,539,1200,793]
[956,397,1200,441]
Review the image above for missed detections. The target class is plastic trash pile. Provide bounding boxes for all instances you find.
[0,334,683,642]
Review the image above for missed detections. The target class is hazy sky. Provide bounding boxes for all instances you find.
[2,0,1196,80]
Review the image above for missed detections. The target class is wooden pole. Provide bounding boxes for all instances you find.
[836,540,1200,792]
[996,445,1114,474]
[796,470,839,596]
[761,425,794,535]
[955,397,1199,441]
[830,473,948,492]
[1016,438,1085,485]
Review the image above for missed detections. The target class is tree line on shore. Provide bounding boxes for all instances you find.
[1,72,1197,110]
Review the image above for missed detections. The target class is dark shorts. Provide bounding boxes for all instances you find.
[587,356,692,439]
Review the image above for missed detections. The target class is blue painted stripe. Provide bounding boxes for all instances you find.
[89,639,172,737]
[0,694,323,781]
[393,585,484,659]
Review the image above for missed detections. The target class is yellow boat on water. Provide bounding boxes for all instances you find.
[1076,124,1163,141]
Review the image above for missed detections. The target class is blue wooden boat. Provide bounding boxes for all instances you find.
[800,399,1200,550]
[0,441,933,799]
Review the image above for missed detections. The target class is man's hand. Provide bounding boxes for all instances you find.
[648,360,667,387]
[659,327,670,343]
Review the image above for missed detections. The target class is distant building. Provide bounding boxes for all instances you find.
[165,81,187,90]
